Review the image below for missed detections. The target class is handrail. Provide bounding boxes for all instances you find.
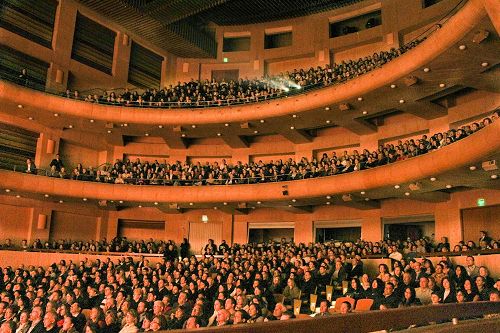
[1,247,498,259]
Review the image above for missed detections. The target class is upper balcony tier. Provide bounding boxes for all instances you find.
[0,0,498,140]
[0,119,498,210]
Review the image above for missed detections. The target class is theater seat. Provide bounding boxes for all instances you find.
[354,298,374,312]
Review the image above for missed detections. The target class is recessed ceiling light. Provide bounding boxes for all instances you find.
[360,191,365,195]
[44,194,49,198]
[491,174,498,179]
[326,202,331,205]
[223,202,228,205]
[17,104,23,108]
[458,45,466,50]
[357,97,363,101]
[364,198,370,201]
[191,125,196,128]
[90,119,95,123]
[390,84,397,89]
[154,202,158,205]
[181,133,186,137]
[326,195,331,199]
[399,99,405,104]
[28,116,33,120]
[445,184,452,189]
[326,120,331,124]
[83,198,87,201]
[257,201,262,204]
[292,114,297,118]
[423,67,430,72]
[217,133,221,136]
[481,62,489,67]
[394,185,400,189]
[404,192,410,196]
[290,126,295,130]
[213,207,218,210]
[138,205,142,208]
[439,83,446,88]
[362,111,368,115]
[251,206,256,209]
[430,177,437,181]
[158,125,163,128]
[145,133,149,136]
[189,202,194,206]
[260,119,265,123]
[119,200,124,204]
[254,130,258,134]
[5,189,11,193]
[123,123,128,127]
[288,204,292,207]
[16,195,21,198]
[325,107,330,111]
[469,166,476,171]
[292,199,296,202]
[59,200,64,203]
[53,113,59,117]
[224,123,229,127]
[107,130,112,134]
[68,124,73,129]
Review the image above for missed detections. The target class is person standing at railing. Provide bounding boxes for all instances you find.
[18,68,29,87]
[49,154,64,173]
[25,158,36,174]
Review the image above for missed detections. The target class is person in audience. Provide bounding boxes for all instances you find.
[465,256,480,278]
[339,302,352,315]
[415,277,433,305]
[25,158,36,175]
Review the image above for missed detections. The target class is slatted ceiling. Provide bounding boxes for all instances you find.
[0,0,58,48]
[76,0,216,58]
[71,13,116,74]
[0,123,38,171]
[0,44,49,90]
[128,42,162,88]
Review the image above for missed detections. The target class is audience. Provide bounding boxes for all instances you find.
[39,111,498,187]
[0,234,498,332]
[55,41,422,109]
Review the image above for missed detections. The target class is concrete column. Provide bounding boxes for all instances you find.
[294,215,313,244]
[46,0,78,91]
[35,133,61,171]
[112,32,132,87]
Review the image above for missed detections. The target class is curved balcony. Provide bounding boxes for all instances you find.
[1,119,498,204]
[0,0,488,126]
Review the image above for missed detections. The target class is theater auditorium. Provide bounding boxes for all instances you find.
[0,0,499,332]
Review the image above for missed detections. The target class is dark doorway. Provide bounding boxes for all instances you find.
[249,228,294,243]
[315,227,361,243]
[383,221,434,241]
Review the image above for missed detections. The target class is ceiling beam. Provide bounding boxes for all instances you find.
[161,134,187,149]
[337,199,381,210]
[221,135,249,148]
[339,119,378,135]
[280,129,313,144]
[278,205,314,214]
[105,132,124,147]
[400,101,447,120]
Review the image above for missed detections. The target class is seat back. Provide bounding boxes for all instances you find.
[354,298,374,312]
[293,299,302,316]
[334,296,356,312]
[326,285,334,301]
